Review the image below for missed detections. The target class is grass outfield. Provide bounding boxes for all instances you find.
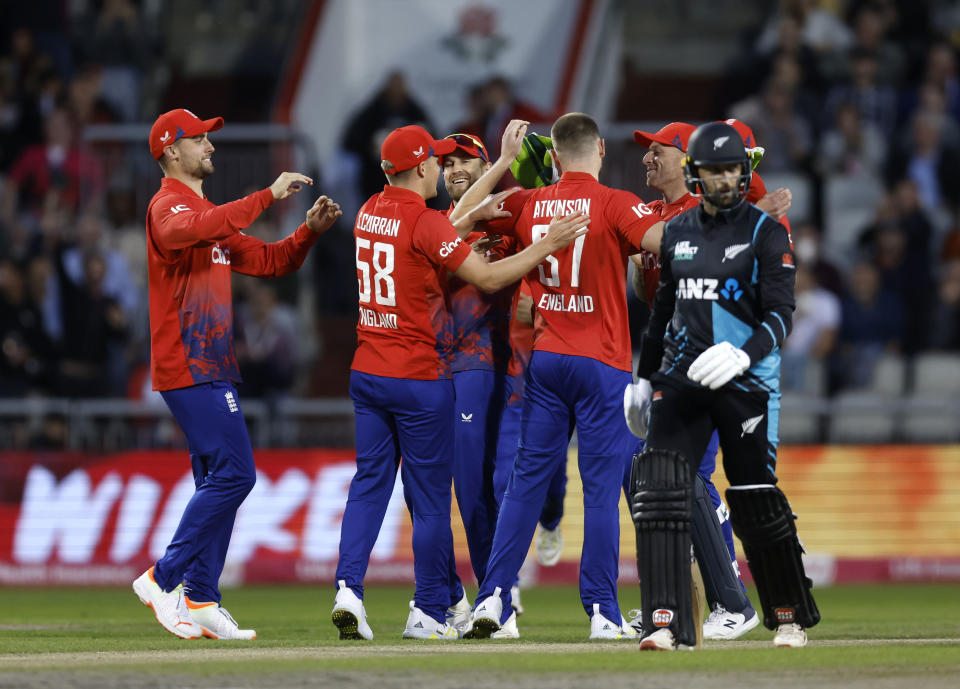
[1,584,958,687]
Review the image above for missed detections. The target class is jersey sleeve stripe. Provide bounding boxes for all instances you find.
[771,312,787,339]
[761,321,777,347]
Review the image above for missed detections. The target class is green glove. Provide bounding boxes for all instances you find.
[510,133,557,189]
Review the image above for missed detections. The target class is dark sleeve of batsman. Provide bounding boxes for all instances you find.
[740,219,796,365]
[636,231,676,379]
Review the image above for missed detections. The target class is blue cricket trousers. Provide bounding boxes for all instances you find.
[335,371,456,623]
[154,381,256,603]
[478,352,636,623]
[452,369,510,585]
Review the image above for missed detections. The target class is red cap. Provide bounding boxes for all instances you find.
[440,132,489,164]
[633,122,696,152]
[723,118,758,149]
[149,108,224,160]
[380,125,457,175]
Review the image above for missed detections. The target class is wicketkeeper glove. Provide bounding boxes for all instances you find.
[623,378,653,438]
[687,342,751,390]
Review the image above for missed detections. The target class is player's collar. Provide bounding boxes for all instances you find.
[558,171,596,182]
[381,184,426,206]
[161,176,206,199]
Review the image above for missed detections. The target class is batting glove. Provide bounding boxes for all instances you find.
[687,342,751,390]
[623,378,653,438]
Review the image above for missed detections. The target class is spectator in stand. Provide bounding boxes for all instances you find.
[55,247,128,397]
[824,48,899,137]
[451,82,490,141]
[900,42,960,134]
[782,262,840,392]
[792,222,844,297]
[77,0,152,122]
[818,100,886,179]
[846,2,906,85]
[834,261,903,389]
[61,211,138,319]
[755,0,853,58]
[886,110,960,219]
[0,257,56,395]
[1,107,103,223]
[235,281,298,402]
[730,59,814,173]
[481,76,548,162]
[928,259,960,351]
[342,71,432,202]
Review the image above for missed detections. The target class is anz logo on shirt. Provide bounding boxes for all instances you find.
[676,277,744,302]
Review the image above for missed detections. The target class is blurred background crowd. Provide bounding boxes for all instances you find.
[1,0,959,448]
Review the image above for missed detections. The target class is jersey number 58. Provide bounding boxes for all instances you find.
[356,238,396,306]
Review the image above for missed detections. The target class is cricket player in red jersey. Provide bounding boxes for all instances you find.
[463,113,667,640]
[331,124,588,641]
[132,108,341,640]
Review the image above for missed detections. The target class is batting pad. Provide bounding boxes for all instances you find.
[630,448,697,647]
[726,484,821,630]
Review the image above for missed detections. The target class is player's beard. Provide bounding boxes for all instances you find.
[195,158,215,178]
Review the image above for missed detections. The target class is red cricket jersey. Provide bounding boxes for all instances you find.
[146,177,318,391]
[446,207,515,374]
[514,172,659,371]
[351,185,472,380]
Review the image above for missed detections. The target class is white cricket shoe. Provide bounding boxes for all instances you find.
[535,525,563,567]
[773,622,807,648]
[510,585,524,615]
[331,579,373,640]
[639,627,693,651]
[491,610,520,639]
[402,601,459,639]
[589,603,634,640]
[625,609,643,636]
[132,567,202,639]
[446,593,472,634]
[185,598,256,640]
[461,587,503,639]
[702,604,760,640]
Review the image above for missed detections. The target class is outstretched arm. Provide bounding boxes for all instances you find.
[449,119,528,226]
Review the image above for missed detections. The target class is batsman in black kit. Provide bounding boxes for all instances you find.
[630,122,819,650]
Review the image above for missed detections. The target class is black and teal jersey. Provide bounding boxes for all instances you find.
[636,200,796,393]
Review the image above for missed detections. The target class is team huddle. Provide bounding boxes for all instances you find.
[134,106,819,651]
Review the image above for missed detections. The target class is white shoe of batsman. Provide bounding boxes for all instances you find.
[773,622,808,648]
[184,598,255,639]
[702,604,760,640]
[623,379,652,438]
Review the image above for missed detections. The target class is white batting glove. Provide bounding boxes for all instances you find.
[623,378,653,438]
[687,342,751,390]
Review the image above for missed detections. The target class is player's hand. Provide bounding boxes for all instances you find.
[687,342,751,390]
[500,119,530,162]
[756,187,792,220]
[471,234,502,257]
[470,187,521,223]
[624,378,653,438]
[305,195,342,234]
[270,172,314,200]
[544,212,589,251]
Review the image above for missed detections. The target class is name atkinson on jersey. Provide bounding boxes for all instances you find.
[533,198,591,218]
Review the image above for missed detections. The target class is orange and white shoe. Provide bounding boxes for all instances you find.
[132,567,202,639]
[184,597,256,640]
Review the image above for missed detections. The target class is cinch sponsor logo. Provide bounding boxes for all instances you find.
[211,245,231,265]
[439,238,462,258]
[674,241,698,260]
[652,608,674,627]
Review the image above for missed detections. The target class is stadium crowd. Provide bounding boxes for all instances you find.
[1,0,959,413]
